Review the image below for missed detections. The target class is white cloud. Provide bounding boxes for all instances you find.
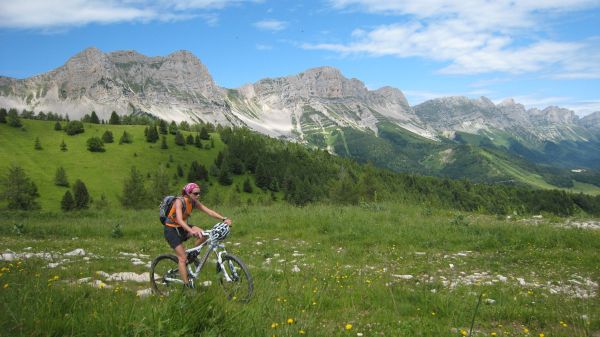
[254,20,288,31]
[0,0,257,29]
[311,0,600,78]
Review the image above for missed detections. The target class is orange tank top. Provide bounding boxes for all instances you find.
[165,196,193,227]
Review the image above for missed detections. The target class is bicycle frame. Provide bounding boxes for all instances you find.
[163,230,236,285]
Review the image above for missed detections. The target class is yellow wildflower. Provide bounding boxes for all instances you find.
[460,329,468,336]
[299,329,305,335]
[539,333,545,337]
[345,324,353,331]
[3,283,8,289]
[491,332,497,336]
[271,323,279,329]
[287,318,294,325]
[523,328,529,333]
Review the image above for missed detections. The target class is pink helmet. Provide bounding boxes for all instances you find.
[182,182,200,196]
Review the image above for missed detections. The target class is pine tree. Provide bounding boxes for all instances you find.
[109,111,121,125]
[121,166,147,208]
[161,135,168,149]
[150,165,171,203]
[102,130,114,143]
[0,108,7,123]
[54,121,62,131]
[168,121,178,135]
[179,121,190,131]
[90,111,100,124]
[188,160,209,182]
[61,190,75,211]
[174,131,185,146]
[218,166,233,186]
[194,134,202,148]
[159,120,168,134]
[54,167,69,187]
[119,131,133,144]
[199,126,210,140]
[146,126,159,143]
[60,139,68,152]
[186,134,194,145]
[34,137,43,150]
[72,179,90,210]
[7,109,22,128]
[0,165,40,210]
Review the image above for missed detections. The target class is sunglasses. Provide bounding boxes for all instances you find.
[191,192,200,196]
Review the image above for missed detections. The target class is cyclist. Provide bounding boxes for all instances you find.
[163,182,232,288]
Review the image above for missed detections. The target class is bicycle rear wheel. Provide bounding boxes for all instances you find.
[218,254,253,303]
[150,254,183,295]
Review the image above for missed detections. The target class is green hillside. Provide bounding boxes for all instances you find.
[325,125,600,195]
[3,118,600,216]
[0,120,265,211]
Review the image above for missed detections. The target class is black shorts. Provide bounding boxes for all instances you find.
[163,225,195,249]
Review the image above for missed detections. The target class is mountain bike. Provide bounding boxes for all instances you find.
[150,223,253,302]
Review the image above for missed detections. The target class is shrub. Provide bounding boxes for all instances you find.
[0,165,40,210]
[72,179,90,210]
[61,190,75,211]
[65,121,84,135]
[87,137,105,152]
[102,130,114,143]
[54,167,69,187]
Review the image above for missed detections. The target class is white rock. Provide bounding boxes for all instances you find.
[392,274,414,280]
[77,277,92,283]
[131,258,146,266]
[202,281,212,287]
[107,272,150,283]
[484,298,496,304]
[449,264,455,269]
[1,253,16,261]
[291,265,301,273]
[497,275,508,282]
[65,249,86,256]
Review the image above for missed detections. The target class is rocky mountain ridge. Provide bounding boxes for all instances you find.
[1,48,598,147]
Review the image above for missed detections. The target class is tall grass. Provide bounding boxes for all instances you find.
[1,203,598,336]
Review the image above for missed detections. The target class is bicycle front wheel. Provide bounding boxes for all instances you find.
[150,254,183,296]
[218,254,253,303]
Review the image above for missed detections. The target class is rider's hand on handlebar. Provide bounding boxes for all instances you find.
[190,227,204,238]
[223,218,232,226]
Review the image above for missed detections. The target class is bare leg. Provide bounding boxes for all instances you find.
[174,244,189,285]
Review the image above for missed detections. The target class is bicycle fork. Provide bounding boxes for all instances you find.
[216,250,239,282]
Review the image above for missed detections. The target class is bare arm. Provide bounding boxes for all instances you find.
[175,199,202,235]
[195,200,232,226]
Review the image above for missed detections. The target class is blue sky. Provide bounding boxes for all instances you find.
[1,0,599,116]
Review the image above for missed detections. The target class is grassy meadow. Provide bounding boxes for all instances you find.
[1,203,598,336]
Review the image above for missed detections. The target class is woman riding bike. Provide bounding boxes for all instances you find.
[163,182,232,288]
